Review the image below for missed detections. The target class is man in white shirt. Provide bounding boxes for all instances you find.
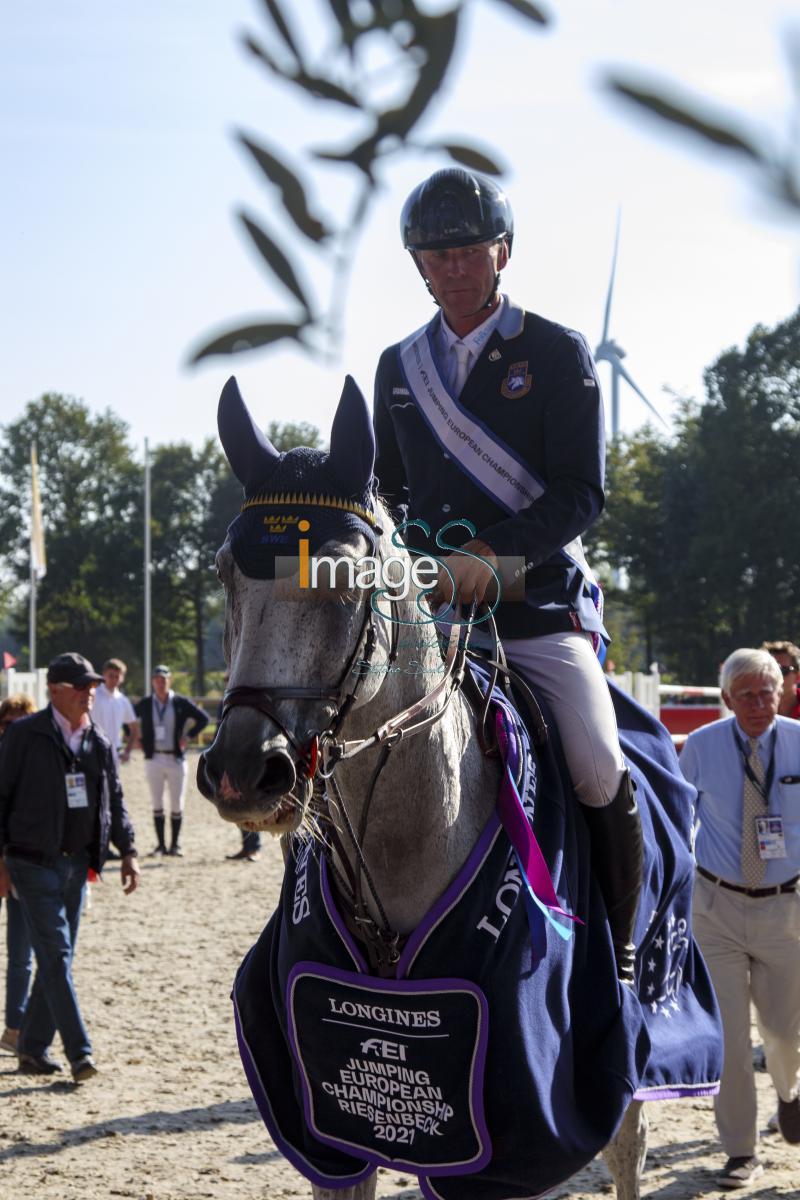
[91,659,139,767]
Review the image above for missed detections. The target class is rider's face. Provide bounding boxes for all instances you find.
[415,238,508,327]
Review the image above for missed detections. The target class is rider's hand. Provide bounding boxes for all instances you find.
[429,539,500,611]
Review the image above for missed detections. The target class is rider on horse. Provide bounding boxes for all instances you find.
[373,168,644,985]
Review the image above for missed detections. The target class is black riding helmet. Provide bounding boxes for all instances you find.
[401,168,514,255]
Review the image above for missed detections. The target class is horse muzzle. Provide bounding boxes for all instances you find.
[197,719,311,833]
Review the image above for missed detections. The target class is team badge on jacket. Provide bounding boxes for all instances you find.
[500,361,532,399]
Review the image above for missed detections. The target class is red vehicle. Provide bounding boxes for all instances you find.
[659,687,723,750]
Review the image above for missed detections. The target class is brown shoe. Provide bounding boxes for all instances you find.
[717,1156,764,1189]
[777,1095,800,1144]
[71,1055,98,1083]
[0,1027,19,1054]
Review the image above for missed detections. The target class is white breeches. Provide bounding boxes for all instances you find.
[502,630,625,808]
[145,754,188,817]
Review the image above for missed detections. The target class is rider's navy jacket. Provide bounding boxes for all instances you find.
[373,300,606,640]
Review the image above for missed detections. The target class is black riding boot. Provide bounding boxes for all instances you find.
[150,814,167,856]
[169,816,183,857]
[582,769,644,987]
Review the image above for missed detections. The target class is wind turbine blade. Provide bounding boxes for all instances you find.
[600,209,621,344]
[614,358,669,429]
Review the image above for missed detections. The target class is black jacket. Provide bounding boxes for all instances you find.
[134,693,209,760]
[0,706,137,872]
[374,300,606,639]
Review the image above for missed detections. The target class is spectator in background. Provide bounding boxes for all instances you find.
[0,694,35,1055]
[762,640,800,720]
[91,658,139,765]
[680,648,800,1188]
[217,684,261,862]
[0,652,139,1081]
[135,665,209,857]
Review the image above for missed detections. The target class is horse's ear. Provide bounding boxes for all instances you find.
[329,375,375,491]
[217,376,281,492]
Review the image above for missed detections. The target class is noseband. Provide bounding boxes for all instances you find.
[218,595,385,782]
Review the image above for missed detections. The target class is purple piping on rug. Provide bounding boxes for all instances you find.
[232,989,374,1191]
[633,1083,721,1101]
[284,962,493,1177]
[396,813,503,978]
[320,854,370,973]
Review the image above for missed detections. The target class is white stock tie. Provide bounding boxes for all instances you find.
[740,737,767,887]
[451,340,472,396]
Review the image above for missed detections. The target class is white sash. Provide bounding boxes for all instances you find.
[399,322,545,514]
[398,316,600,592]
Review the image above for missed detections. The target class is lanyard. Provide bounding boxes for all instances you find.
[154,697,169,723]
[733,727,776,803]
[50,716,92,773]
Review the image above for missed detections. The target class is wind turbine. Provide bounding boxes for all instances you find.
[594,215,668,439]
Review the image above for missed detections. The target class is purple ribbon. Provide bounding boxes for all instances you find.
[495,708,583,941]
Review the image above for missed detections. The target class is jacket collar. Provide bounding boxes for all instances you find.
[427,296,525,345]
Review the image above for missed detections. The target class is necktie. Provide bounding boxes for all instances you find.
[451,341,471,396]
[740,737,767,887]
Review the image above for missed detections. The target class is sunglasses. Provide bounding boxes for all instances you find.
[779,665,798,676]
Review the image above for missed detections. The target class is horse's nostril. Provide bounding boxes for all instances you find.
[259,751,296,797]
[197,752,219,799]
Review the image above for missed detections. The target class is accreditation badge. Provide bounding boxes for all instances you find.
[285,963,491,1175]
[755,815,787,859]
[65,772,89,809]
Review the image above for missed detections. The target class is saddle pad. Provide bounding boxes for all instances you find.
[285,963,491,1174]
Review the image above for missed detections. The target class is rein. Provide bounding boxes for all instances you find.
[219,523,545,975]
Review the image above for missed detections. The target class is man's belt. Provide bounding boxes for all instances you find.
[4,845,88,866]
[697,864,800,898]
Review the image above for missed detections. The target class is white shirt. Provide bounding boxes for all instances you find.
[92,683,136,763]
[52,706,90,756]
[436,294,507,395]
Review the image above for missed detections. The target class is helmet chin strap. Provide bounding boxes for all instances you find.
[423,271,502,312]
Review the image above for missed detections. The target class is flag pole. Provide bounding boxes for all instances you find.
[29,558,36,672]
[144,438,151,687]
[29,441,46,671]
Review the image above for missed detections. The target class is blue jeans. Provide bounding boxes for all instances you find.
[2,893,33,1028]
[6,852,92,1063]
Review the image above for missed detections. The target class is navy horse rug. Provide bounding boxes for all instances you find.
[233,675,722,1199]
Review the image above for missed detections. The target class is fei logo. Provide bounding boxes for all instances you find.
[296,517,502,625]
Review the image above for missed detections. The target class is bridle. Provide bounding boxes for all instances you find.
[215,507,547,974]
[215,528,476,972]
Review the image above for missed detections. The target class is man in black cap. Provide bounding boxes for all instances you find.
[134,665,209,856]
[0,651,139,1081]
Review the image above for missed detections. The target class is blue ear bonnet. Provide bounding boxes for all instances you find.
[228,447,381,581]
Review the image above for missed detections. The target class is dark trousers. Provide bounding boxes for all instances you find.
[6,852,92,1063]
[242,830,261,854]
[2,893,33,1028]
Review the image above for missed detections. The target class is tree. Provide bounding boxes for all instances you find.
[149,421,324,694]
[149,441,240,696]
[189,0,548,365]
[592,310,800,681]
[0,394,142,672]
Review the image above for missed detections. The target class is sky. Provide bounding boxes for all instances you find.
[3,0,799,461]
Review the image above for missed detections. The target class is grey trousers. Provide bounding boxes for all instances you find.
[502,631,625,808]
[693,871,800,1157]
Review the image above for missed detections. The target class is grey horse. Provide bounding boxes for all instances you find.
[198,375,650,1200]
